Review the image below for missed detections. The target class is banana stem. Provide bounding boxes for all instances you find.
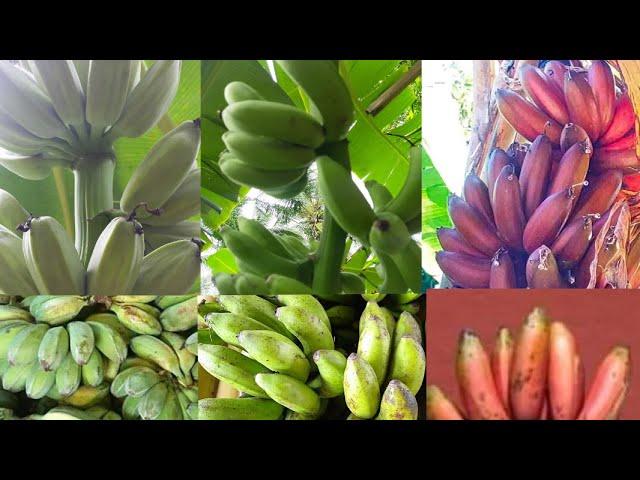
[73,156,115,265]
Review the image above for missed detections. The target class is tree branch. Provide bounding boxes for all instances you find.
[366,62,421,116]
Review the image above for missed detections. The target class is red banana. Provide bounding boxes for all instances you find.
[464,172,494,227]
[550,215,593,269]
[519,134,553,219]
[591,148,640,174]
[560,123,591,153]
[490,327,513,414]
[495,88,562,144]
[543,61,568,92]
[547,140,591,196]
[489,248,517,288]
[506,141,527,174]
[548,322,582,420]
[522,184,581,253]
[456,330,509,420]
[600,129,635,151]
[426,385,464,420]
[436,251,491,288]
[492,164,525,251]
[486,148,512,201]
[574,237,597,289]
[598,92,635,146]
[448,195,504,256]
[578,346,631,420]
[571,170,623,220]
[520,64,570,125]
[564,69,601,141]
[526,245,563,288]
[509,308,550,420]
[588,61,616,136]
[436,227,485,258]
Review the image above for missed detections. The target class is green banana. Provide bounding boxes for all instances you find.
[111,60,181,138]
[222,100,325,148]
[276,234,310,261]
[316,155,375,244]
[110,366,155,398]
[275,305,334,356]
[141,168,199,226]
[312,349,347,398]
[217,295,294,340]
[254,372,321,416]
[0,225,37,295]
[384,145,421,222]
[219,155,307,190]
[25,362,56,399]
[132,238,201,294]
[376,380,418,420]
[325,306,356,328]
[389,240,421,293]
[37,326,69,371]
[376,249,408,293]
[120,119,201,213]
[137,381,168,420]
[176,387,194,419]
[267,275,312,294]
[237,217,296,260]
[7,323,48,366]
[143,221,200,251]
[237,330,310,382]
[112,295,157,304]
[365,180,394,212]
[387,336,425,395]
[81,349,104,387]
[85,60,133,131]
[103,357,121,382]
[55,352,81,396]
[234,273,270,295]
[405,214,421,235]
[0,321,30,358]
[159,296,197,332]
[222,130,316,171]
[262,172,308,199]
[0,152,69,181]
[357,316,391,386]
[160,331,196,383]
[223,81,264,104]
[86,217,145,294]
[122,394,142,420]
[67,321,95,365]
[199,397,284,420]
[343,353,380,419]
[2,362,33,392]
[198,344,269,398]
[340,272,365,293]
[29,295,88,325]
[85,313,134,342]
[155,295,194,310]
[369,211,411,255]
[394,311,422,347]
[276,60,354,142]
[130,335,184,380]
[185,332,197,356]
[206,312,273,347]
[214,273,237,294]
[156,385,183,420]
[359,301,396,338]
[0,188,29,232]
[276,295,331,331]
[110,303,162,335]
[86,321,128,363]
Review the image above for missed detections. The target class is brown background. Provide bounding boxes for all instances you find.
[425,289,640,419]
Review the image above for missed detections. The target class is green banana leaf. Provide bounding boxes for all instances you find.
[0,60,201,236]
[421,147,451,252]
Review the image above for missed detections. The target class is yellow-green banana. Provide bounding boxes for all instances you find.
[0,321,31,359]
[137,381,169,420]
[81,349,104,387]
[343,353,380,419]
[2,362,33,392]
[25,362,55,399]
[86,321,127,363]
[55,351,81,396]
[387,336,425,395]
[357,316,391,387]
[255,372,321,416]
[130,335,183,380]
[160,331,196,384]
[276,295,331,330]
[312,349,347,398]
[159,296,197,332]
[199,397,284,420]
[217,295,293,340]
[37,325,69,371]
[394,311,422,347]
[275,305,334,356]
[376,380,418,420]
[206,312,273,347]
[29,295,88,325]
[67,321,95,365]
[7,323,48,366]
[110,303,162,335]
[369,211,411,255]
[222,131,316,171]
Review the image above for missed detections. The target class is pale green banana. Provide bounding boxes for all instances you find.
[266,275,312,294]
[359,301,396,339]
[112,295,157,304]
[37,326,69,371]
[130,335,183,379]
[219,155,307,190]
[223,81,264,104]
[122,394,142,420]
[110,303,162,335]
[84,313,133,342]
[0,109,71,157]
[275,305,334,356]
[343,353,380,419]
[376,380,418,420]
[394,311,422,347]
[313,349,347,398]
[85,60,132,131]
[214,273,237,294]
[81,349,104,387]
[185,332,197,355]
[276,295,331,330]
[72,60,90,93]
[143,221,200,251]
[7,323,48,366]
[0,224,37,294]
[160,331,196,382]
[0,321,30,358]
[157,385,183,420]
[86,321,127,363]
[155,295,194,310]
[255,372,321,416]
[125,367,161,398]
[234,273,269,295]
[357,316,391,386]
[86,217,144,294]
[262,172,308,199]
[67,321,95,365]
[2,362,33,392]
[199,397,284,420]
[206,312,273,347]
[55,352,81,396]
[141,167,199,226]
[0,152,69,181]
[137,381,168,420]
[218,295,294,341]
[21,216,85,294]
[29,295,88,325]
[198,344,269,397]
[0,304,32,321]
[103,357,121,382]
[0,188,29,232]
[159,296,197,332]
[387,335,425,395]
[25,362,55,399]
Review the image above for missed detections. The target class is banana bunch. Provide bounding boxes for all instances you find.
[198,294,425,420]
[0,60,181,177]
[436,126,634,288]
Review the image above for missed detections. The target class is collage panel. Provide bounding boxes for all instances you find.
[200,60,423,296]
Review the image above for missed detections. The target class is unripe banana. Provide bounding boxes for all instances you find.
[132,238,201,294]
[276,305,334,356]
[358,316,391,386]
[67,321,95,366]
[236,216,296,260]
[217,294,294,340]
[155,295,194,310]
[224,81,264,104]
[86,217,145,294]
[219,155,307,190]
[81,349,104,387]
[222,100,325,148]
[394,311,422,347]
[110,60,181,138]
[384,145,422,222]
[316,155,375,244]
[84,313,133,342]
[161,332,196,384]
[0,225,37,295]
[185,332,197,356]
[159,296,197,332]
[198,344,269,398]
[103,357,121,382]
[0,109,71,157]
[213,273,237,294]
[55,352,81,397]
[312,349,347,398]
[369,211,411,255]
[222,130,316,171]
[0,61,69,140]
[122,394,142,420]
[376,380,418,420]
[120,119,201,214]
[61,383,109,408]
[387,336,425,395]
[266,274,312,294]
[143,221,200,252]
[21,216,85,294]
[111,365,157,398]
[234,272,270,294]
[359,301,396,337]
[343,353,380,419]
[141,168,199,226]
[85,60,133,130]
[30,295,88,325]
[25,362,56,399]
[389,240,422,293]
[2,362,33,392]
[37,326,69,371]
[86,321,127,364]
[0,188,29,233]
[7,323,48,366]
[110,303,162,335]
[199,397,284,420]
[237,330,310,382]
[130,335,183,380]
[276,60,354,142]
[276,295,331,331]
[0,152,68,180]
[29,60,85,128]
[255,372,322,416]
[112,295,157,304]
[261,172,308,199]
[156,385,183,420]
[206,312,273,347]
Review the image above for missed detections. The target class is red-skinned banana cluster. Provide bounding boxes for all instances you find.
[426,308,631,420]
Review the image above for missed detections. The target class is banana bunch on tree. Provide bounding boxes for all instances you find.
[0,294,197,420]
[198,294,425,420]
[215,60,421,294]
